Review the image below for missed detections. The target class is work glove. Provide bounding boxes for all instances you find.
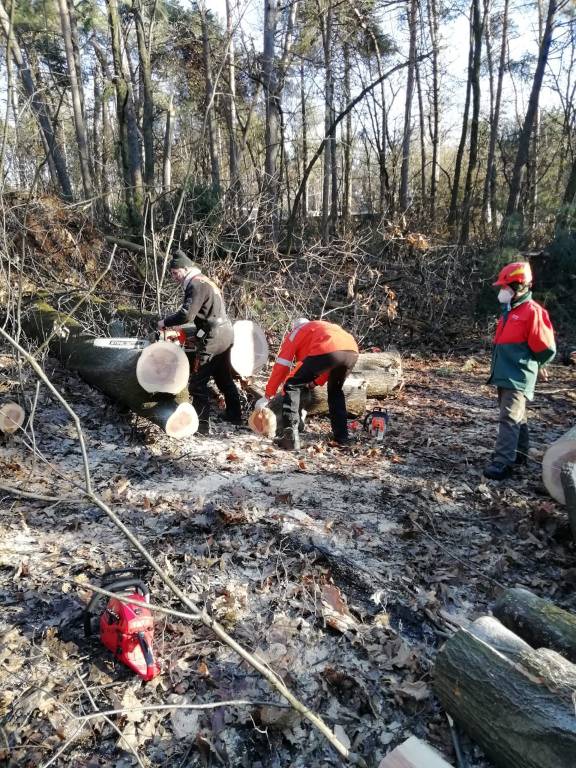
[254,397,269,411]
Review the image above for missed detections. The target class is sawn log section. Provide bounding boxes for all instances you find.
[22,301,197,438]
[433,622,576,768]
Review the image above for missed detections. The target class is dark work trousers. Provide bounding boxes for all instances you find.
[493,387,529,465]
[283,351,359,441]
[188,347,242,426]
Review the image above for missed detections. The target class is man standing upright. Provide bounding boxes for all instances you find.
[484,261,556,480]
[158,250,242,434]
[256,318,359,450]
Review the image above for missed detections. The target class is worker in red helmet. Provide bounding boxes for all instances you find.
[484,261,556,481]
[255,319,359,450]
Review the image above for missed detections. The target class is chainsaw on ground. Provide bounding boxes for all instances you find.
[84,569,160,681]
[363,408,390,441]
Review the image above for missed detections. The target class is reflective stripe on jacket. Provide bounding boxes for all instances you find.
[488,294,555,400]
[265,320,358,398]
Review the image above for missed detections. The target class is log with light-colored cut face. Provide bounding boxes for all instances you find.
[136,340,189,394]
[0,402,25,434]
[163,402,198,438]
[542,426,576,504]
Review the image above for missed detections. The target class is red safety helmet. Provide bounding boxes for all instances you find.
[493,261,533,287]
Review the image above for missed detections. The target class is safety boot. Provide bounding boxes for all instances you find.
[483,462,512,481]
[275,426,300,451]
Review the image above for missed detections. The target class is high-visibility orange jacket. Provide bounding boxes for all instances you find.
[265,320,358,398]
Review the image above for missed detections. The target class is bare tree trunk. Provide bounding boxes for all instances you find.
[57,0,93,199]
[447,2,474,229]
[106,0,143,225]
[200,1,221,194]
[0,0,73,200]
[482,0,506,229]
[320,1,334,243]
[459,0,485,243]
[300,61,308,221]
[342,43,351,225]
[504,0,557,218]
[427,0,440,222]
[263,0,280,240]
[225,0,240,208]
[163,96,174,194]
[133,0,155,192]
[399,0,418,212]
[528,0,545,229]
[415,54,427,211]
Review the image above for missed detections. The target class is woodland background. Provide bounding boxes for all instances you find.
[0,0,575,342]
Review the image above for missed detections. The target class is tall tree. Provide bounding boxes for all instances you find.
[200,1,221,194]
[459,0,485,243]
[0,0,73,199]
[482,0,509,228]
[106,0,143,224]
[504,0,558,218]
[426,0,440,222]
[132,0,155,192]
[57,0,93,198]
[399,0,418,212]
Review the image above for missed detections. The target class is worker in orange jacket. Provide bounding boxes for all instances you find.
[255,319,359,450]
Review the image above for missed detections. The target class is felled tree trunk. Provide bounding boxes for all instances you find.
[0,402,25,434]
[493,587,576,663]
[353,351,403,396]
[433,624,576,768]
[542,425,576,504]
[245,375,367,420]
[22,302,197,438]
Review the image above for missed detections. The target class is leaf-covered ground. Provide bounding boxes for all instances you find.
[1,352,575,767]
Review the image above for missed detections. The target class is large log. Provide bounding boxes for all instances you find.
[493,587,576,663]
[542,425,576,504]
[353,351,403,397]
[22,302,197,438]
[433,626,576,768]
[268,375,368,424]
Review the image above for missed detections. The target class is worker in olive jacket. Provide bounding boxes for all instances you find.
[158,251,242,433]
[484,261,556,481]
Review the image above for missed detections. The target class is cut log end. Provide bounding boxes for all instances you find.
[0,402,25,434]
[136,341,190,394]
[164,402,199,439]
[248,407,277,438]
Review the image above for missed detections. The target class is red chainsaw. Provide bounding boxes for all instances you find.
[84,571,160,681]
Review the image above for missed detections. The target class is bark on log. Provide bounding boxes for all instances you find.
[353,351,403,397]
[433,627,576,768]
[493,587,576,663]
[269,375,368,421]
[468,615,533,661]
[560,463,576,544]
[542,425,576,504]
[0,402,25,434]
[245,375,368,421]
[22,302,197,438]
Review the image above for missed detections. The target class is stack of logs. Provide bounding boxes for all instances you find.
[433,587,576,768]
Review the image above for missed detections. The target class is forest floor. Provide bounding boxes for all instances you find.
[1,349,575,768]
